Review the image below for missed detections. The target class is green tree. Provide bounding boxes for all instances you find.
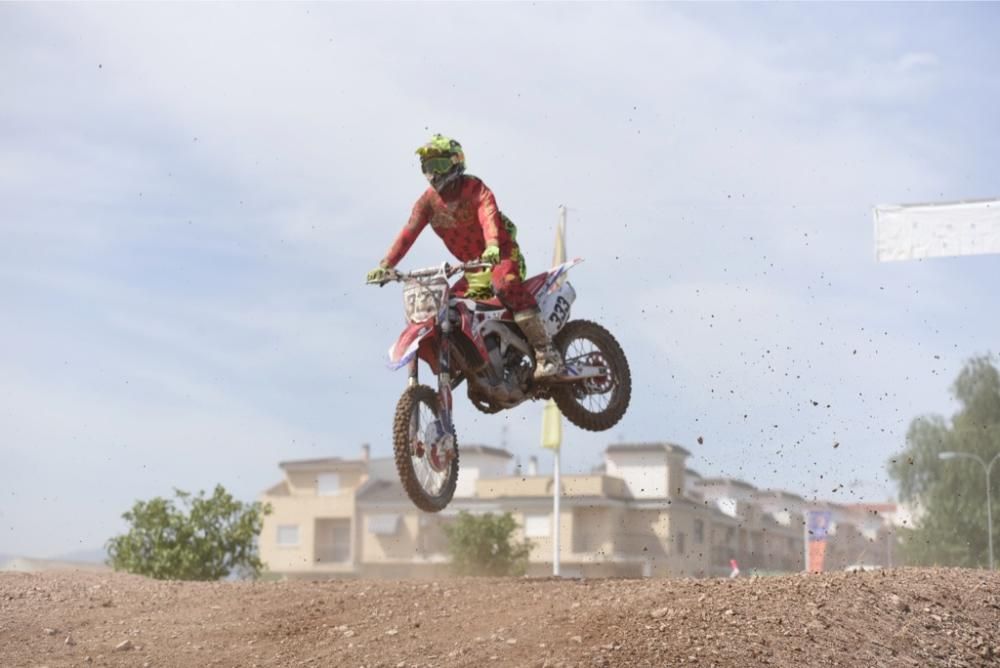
[888,355,1000,567]
[444,511,533,576]
[106,485,271,580]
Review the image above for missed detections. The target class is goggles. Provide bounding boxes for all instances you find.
[421,156,454,175]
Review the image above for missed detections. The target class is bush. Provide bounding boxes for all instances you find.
[106,485,271,580]
[444,511,533,576]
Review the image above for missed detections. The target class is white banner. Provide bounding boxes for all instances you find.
[873,198,1000,262]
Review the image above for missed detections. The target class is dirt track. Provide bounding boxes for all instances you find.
[2,569,999,668]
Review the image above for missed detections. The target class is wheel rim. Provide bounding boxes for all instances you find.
[408,398,452,497]
[563,337,617,414]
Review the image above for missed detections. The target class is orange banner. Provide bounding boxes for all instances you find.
[808,540,827,573]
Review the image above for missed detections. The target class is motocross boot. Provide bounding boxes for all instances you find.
[514,308,565,380]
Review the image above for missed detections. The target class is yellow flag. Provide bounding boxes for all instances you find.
[553,206,567,267]
[553,223,566,265]
[541,399,562,450]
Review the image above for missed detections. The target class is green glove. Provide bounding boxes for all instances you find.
[366,265,391,283]
[481,244,501,265]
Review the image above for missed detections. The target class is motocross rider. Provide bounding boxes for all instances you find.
[366,134,564,380]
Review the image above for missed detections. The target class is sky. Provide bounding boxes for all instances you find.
[2,3,999,558]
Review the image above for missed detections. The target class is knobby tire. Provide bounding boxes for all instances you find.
[551,319,632,432]
[392,385,459,512]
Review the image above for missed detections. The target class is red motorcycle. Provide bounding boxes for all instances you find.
[368,259,630,511]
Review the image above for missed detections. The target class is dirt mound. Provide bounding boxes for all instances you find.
[2,568,998,667]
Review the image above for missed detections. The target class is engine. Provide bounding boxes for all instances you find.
[476,334,529,407]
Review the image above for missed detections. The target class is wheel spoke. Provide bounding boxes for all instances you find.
[395,386,461,512]
[560,334,616,414]
[549,321,630,434]
[407,398,451,496]
[418,462,434,493]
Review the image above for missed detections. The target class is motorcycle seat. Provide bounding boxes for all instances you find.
[452,272,549,309]
[469,300,506,311]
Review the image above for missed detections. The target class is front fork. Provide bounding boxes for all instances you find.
[406,318,457,461]
[407,357,419,388]
[436,316,455,441]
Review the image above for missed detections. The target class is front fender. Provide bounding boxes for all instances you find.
[388,322,435,370]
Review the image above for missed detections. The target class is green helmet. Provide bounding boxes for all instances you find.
[416,134,466,191]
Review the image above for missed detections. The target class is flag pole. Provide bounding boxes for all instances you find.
[542,392,563,577]
[553,437,561,577]
[541,205,568,577]
[803,510,809,573]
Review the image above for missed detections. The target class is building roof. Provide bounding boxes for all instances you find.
[475,474,633,501]
[278,456,366,471]
[605,442,692,457]
[695,477,757,491]
[263,480,290,496]
[752,488,806,503]
[356,479,410,504]
[366,457,398,481]
[461,444,514,459]
[845,502,897,514]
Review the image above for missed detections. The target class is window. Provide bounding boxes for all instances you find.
[315,519,351,562]
[693,519,704,544]
[367,514,400,536]
[316,473,340,496]
[276,524,299,546]
[523,513,550,538]
[675,531,686,555]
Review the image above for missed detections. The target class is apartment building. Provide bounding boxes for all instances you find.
[258,441,895,579]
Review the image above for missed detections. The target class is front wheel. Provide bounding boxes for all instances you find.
[551,320,632,431]
[392,385,459,512]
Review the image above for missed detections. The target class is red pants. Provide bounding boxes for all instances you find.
[453,258,538,313]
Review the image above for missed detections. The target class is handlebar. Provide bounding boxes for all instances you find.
[366,260,492,286]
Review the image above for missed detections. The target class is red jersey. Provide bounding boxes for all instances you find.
[383,176,518,267]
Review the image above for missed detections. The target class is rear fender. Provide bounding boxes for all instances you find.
[537,284,578,338]
[534,258,583,337]
[534,258,584,297]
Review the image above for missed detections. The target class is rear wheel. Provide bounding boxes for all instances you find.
[551,320,631,431]
[392,385,459,512]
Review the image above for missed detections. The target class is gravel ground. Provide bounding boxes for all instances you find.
[2,568,999,668]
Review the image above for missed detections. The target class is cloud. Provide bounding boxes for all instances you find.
[2,3,998,554]
[897,51,940,73]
